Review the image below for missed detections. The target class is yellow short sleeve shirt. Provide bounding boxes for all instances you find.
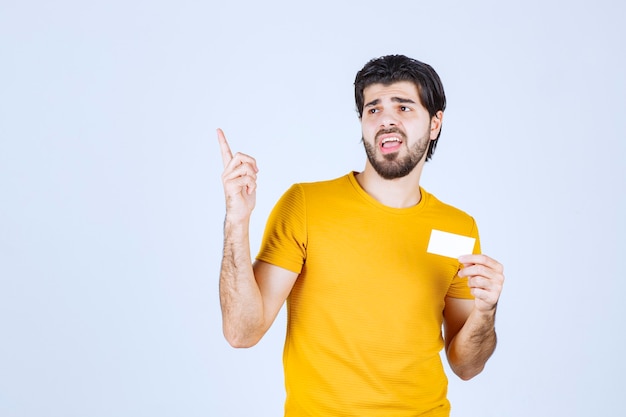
[257,172,480,417]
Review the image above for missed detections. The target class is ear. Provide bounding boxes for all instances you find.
[429,111,444,140]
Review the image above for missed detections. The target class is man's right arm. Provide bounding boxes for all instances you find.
[220,220,297,348]
[218,129,297,348]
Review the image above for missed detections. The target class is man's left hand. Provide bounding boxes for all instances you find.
[458,254,505,313]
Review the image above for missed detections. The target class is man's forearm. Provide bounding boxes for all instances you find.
[446,308,497,380]
[219,218,264,348]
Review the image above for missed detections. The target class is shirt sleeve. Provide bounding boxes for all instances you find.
[256,183,307,274]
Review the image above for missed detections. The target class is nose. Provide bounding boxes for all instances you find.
[379,110,398,128]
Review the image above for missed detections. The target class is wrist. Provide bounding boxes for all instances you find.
[472,304,497,323]
[224,210,251,225]
[224,215,251,237]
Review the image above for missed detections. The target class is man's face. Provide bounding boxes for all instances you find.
[360,81,441,180]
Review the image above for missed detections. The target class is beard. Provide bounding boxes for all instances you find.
[362,128,429,180]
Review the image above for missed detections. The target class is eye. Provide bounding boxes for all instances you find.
[368,108,379,114]
[400,106,411,112]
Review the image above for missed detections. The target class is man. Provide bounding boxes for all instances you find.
[218,54,504,416]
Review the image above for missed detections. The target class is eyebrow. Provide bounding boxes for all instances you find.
[364,97,417,107]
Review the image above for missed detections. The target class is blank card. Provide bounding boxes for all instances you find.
[426,229,476,259]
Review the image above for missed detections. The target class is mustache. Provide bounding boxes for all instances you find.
[375,127,406,140]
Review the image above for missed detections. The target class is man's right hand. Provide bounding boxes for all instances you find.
[217,128,259,223]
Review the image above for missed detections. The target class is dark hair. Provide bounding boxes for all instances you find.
[354,55,447,161]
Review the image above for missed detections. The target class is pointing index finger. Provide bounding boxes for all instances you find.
[217,128,233,168]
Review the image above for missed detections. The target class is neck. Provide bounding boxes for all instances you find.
[355,161,425,208]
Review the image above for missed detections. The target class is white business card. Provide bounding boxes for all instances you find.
[427,229,476,259]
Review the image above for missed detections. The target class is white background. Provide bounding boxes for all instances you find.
[1,1,624,416]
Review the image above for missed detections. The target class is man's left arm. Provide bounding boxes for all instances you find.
[443,254,505,380]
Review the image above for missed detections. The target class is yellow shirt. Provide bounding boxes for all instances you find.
[257,172,480,417]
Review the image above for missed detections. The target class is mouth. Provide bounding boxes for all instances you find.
[377,133,404,154]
